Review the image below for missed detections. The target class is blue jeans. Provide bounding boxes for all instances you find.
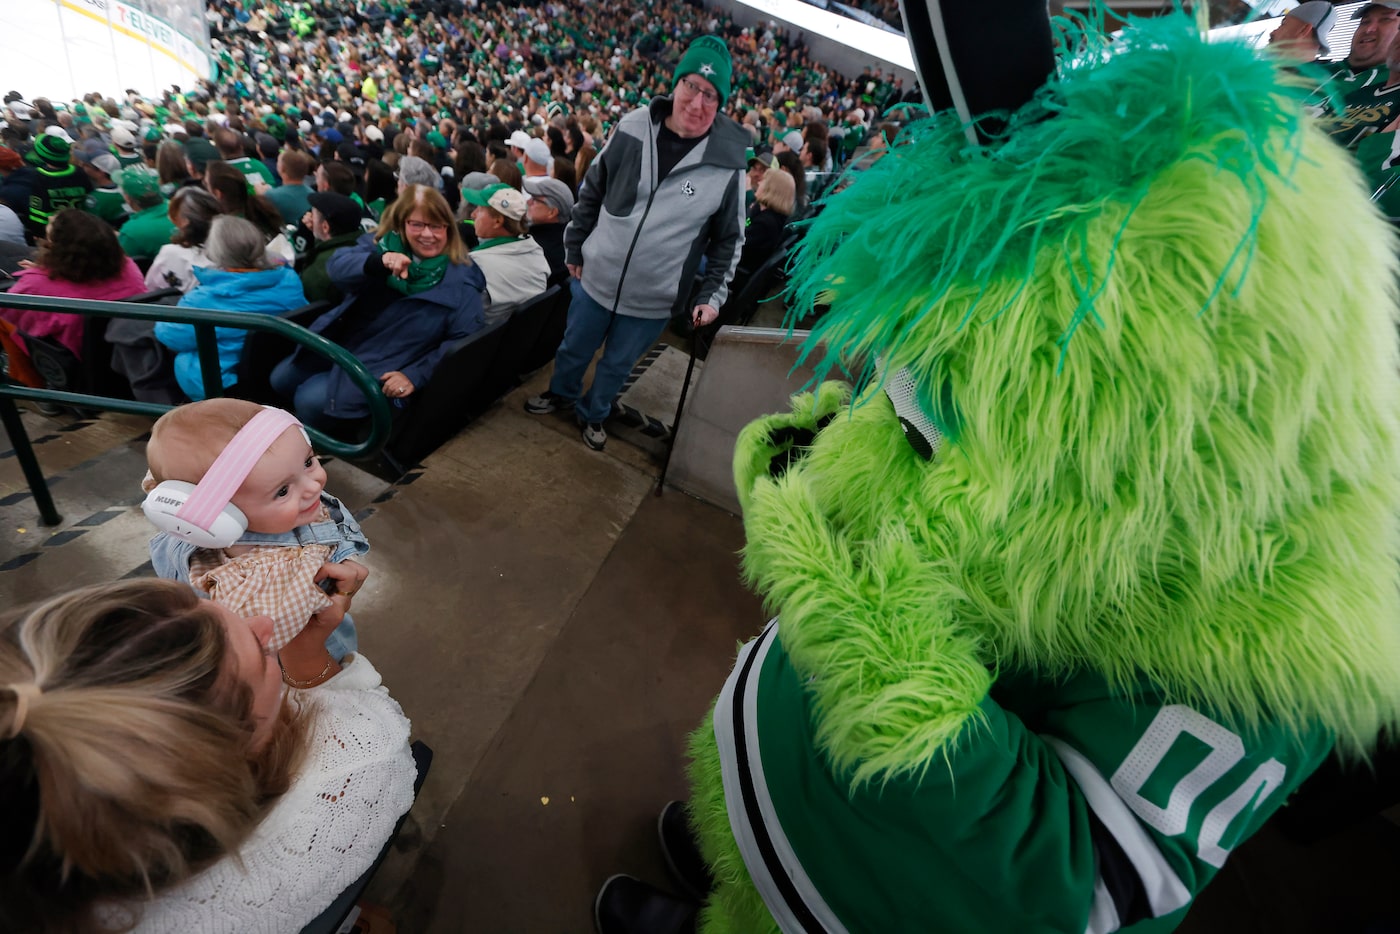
[271,354,338,429]
[549,279,670,424]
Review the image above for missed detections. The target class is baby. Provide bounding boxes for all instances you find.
[141,398,368,660]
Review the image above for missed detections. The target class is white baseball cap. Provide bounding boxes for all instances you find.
[523,137,552,167]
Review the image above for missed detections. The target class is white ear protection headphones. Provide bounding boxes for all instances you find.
[142,407,308,549]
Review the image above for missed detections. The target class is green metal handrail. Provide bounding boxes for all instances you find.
[0,294,393,526]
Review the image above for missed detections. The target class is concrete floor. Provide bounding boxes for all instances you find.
[4,349,1400,932]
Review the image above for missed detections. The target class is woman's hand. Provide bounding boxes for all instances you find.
[381,371,415,399]
[381,251,412,279]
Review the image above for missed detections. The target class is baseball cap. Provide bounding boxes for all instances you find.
[116,166,161,200]
[748,146,776,169]
[1354,1,1400,18]
[463,182,528,221]
[1286,1,1338,56]
[336,140,366,168]
[522,137,552,167]
[183,137,219,171]
[307,191,363,235]
[781,130,804,154]
[364,124,384,143]
[110,125,137,150]
[508,130,532,150]
[460,170,499,192]
[523,175,574,222]
[87,152,122,176]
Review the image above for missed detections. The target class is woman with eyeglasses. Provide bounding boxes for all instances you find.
[270,184,486,430]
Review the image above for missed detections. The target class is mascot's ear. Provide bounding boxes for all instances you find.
[898,0,1055,143]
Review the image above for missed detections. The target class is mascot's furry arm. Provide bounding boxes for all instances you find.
[687,6,1400,934]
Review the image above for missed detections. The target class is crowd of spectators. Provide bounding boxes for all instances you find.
[0,0,916,420]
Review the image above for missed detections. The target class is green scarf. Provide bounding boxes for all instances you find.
[378,231,450,296]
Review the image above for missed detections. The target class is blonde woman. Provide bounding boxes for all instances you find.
[737,166,794,278]
[0,577,415,933]
[270,184,486,427]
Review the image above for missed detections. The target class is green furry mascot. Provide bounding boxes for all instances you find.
[594,5,1400,933]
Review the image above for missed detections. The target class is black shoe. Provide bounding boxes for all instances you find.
[524,390,574,414]
[658,801,714,902]
[594,874,697,934]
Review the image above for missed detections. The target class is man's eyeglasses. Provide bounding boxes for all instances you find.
[406,220,448,234]
[678,76,719,106]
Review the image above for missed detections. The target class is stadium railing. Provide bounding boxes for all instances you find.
[0,294,392,526]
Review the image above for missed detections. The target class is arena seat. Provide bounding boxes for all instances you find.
[466,284,561,412]
[380,319,509,472]
[514,282,573,376]
[9,286,183,403]
[233,301,333,404]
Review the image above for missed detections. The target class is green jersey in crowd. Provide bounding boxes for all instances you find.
[1329,71,1400,149]
[83,186,128,226]
[227,155,278,189]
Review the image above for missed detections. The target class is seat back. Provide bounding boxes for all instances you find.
[236,301,333,404]
[468,284,561,412]
[516,283,574,376]
[384,321,509,468]
[16,330,81,391]
[79,287,186,401]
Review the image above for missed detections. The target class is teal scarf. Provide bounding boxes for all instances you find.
[378,230,450,296]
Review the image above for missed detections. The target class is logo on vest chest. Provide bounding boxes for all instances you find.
[682,180,695,197]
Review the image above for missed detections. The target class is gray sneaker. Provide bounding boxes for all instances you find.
[581,420,607,451]
[524,391,574,415]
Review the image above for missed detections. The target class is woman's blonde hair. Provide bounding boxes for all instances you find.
[756,167,796,217]
[377,184,469,264]
[0,580,307,934]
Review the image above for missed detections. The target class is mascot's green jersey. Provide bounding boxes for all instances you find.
[686,12,1400,934]
[718,621,1328,933]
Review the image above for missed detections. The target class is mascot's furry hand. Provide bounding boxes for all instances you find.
[686,10,1400,934]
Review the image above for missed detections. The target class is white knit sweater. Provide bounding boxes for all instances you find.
[108,654,417,933]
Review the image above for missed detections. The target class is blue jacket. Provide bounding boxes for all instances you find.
[156,265,307,401]
[285,236,486,418]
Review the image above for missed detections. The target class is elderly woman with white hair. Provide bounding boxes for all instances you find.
[154,215,308,402]
[396,155,442,193]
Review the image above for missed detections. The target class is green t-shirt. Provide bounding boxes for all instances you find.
[718,621,1331,933]
[118,201,176,260]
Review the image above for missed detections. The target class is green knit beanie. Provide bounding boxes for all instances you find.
[28,134,71,166]
[673,36,732,107]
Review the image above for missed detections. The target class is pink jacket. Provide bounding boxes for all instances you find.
[0,257,147,357]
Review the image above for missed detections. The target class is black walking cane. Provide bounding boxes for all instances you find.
[655,314,703,495]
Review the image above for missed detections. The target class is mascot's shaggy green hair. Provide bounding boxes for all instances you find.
[686,14,1400,934]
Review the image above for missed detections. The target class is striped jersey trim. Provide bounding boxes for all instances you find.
[1046,737,1193,926]
[714,621,849,934]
